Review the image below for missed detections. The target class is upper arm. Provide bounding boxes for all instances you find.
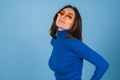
[70,38,109,79]
[70,38,108,66]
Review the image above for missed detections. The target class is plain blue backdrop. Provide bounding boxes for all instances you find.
[0,0,120,80]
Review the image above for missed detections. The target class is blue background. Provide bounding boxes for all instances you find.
[0,0,120,80]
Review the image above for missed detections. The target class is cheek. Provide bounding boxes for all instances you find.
[56,17,60,24]
[67,20,74,28]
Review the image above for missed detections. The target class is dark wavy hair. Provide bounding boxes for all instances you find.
[50,5,82,41]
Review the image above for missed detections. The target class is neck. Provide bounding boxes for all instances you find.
[56,30,70,38]
[58,28,66,31]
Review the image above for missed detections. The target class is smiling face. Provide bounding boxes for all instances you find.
[56,8,75,30]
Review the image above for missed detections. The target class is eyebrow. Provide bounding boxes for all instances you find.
[68,13,74,15]
[61,10,74,15]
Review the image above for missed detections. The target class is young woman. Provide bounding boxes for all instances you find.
[48,5,109,80]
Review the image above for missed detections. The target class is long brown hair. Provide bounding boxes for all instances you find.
[50,5,82,41]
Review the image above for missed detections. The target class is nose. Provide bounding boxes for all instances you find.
[61,15,65,20]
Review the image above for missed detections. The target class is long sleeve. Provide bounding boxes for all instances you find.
[49,30,109,80]
[70,38,109,80]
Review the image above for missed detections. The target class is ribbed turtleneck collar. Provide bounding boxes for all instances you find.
[56,30,70,38]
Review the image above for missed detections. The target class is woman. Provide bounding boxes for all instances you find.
[48,5,109,80]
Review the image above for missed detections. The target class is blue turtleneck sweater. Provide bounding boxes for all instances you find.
[49,30,109,80]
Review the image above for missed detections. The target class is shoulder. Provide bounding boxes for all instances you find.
[68,38,88,48]
[69,38,83,45]
[50,38,56,46]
